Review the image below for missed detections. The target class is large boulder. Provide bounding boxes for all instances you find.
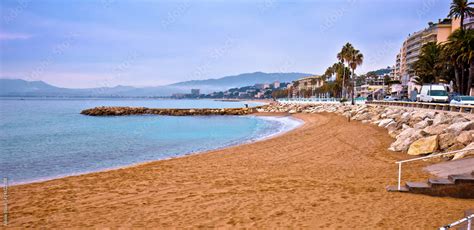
[378,119,394,128]
[456,130,474,146]
[353,112,371,121]
[407,135,439,155]
[388,129,402,139]
[451,116,469,124]
[439,133,457,150]
[425,111,437,119]
[414,119,432,129]
[452,142,474,160]
[445,121,474,136]
[432,113,450,126]
[398,112,411,124]
[389,128,425,152]
[423,124,449,135]
[447,143,466,152]
[385,121,398,133]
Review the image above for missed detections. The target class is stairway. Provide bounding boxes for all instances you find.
[387,171,474,199]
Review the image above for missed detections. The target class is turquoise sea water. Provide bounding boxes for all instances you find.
[0,98,301,184]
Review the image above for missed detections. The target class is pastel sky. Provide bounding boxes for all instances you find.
[1,0,452,88]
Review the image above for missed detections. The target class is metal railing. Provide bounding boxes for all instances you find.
[440,214,473,230]
[395,148,474,191]
[367,100,474,114]
[277,97,369,105]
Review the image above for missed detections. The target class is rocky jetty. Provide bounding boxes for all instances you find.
[257,103,474,160]
[81,106,258,116]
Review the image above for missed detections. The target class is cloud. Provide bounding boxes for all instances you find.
[0,32,32,40]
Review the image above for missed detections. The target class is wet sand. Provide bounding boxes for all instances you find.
[5,113,473,228]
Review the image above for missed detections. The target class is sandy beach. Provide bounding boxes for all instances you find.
[5,113,474,228]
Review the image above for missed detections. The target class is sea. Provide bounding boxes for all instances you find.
[0,98,302,185]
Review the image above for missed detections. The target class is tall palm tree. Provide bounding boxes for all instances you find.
[448,0,474,31]
[337,43,354,99]
[347,47,364,105]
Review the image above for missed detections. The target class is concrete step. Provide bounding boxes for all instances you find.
[448,173,474,184]
[406,181,430,189]
[386,185,409,192]
[428,178,455,186]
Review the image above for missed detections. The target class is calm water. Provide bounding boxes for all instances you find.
[0,98,301,184]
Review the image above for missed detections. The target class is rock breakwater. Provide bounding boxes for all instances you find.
[81,106,258,116]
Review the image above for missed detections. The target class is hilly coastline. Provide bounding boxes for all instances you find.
[0,72,312,97]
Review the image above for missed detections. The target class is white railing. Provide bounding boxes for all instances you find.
[395,148,474,190]
[277,98,368,105]
[368,100,474,114]
[440,214,473,230]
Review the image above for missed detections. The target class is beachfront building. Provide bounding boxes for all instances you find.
[273,81,281,88]
[357,74,389,99]
[465,15,474,30]
[394,18,460,97]
[292,75,324,98]
[191,89,200,96]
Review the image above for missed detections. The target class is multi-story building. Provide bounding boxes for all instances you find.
[273,81,281,88]
[394,18,460,96]
[191,89,200,96]
[465,15,474,30]
[292,75,324,98]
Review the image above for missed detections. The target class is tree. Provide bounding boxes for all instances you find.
[457,30,474,95]
[347,46,364,105]
[323,66,334,81]
[448,0,474,31]
[310,78,318,96]
[413,42,444,85]
[292,81,300,98]
[337,43,354,99]
[443,29,474,94]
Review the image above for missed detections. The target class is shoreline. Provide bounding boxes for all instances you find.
[7,113,473,228]
[7,113,302,187]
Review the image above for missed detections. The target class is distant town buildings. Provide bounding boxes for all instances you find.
[191,89,200,96]
[170,81,290,100]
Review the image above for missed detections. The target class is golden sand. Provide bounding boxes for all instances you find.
[5,113,473,228]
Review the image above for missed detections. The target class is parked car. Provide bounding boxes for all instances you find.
[384,96,398,101]
[366,94,373,102]
[418,84,449,103]
[450,96,474,105]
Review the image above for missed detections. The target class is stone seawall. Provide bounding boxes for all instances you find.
[257,103,474,160]
[80,106,259,116]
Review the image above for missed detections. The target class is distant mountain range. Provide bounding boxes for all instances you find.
[0,72,313,97]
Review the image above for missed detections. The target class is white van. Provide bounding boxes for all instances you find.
[418,84,449,103]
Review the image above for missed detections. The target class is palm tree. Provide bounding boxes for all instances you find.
[347,47,364,105]
[413,42,444,85]
[323,66,334,81]
[448,0,474,31]
[458,29,474,95]
[331,62,351,98]
[443,29,474,94]
[292,81,300,98]
[310,78,318,97]
[337,43,354,99]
